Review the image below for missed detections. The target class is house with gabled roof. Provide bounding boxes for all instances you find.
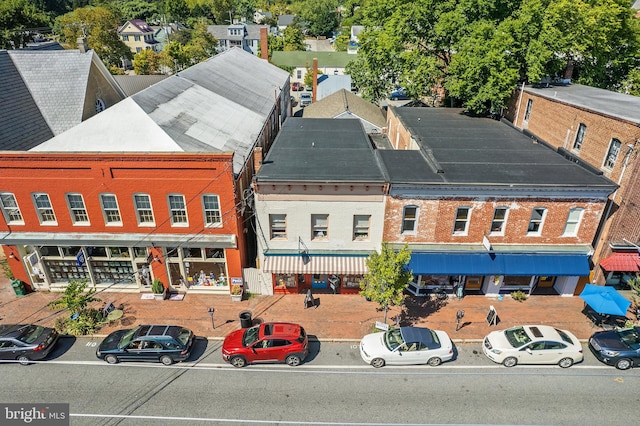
[118,19,159,54]
[207,23,270,56]
[0,48,291,295]
[0,42,126,151]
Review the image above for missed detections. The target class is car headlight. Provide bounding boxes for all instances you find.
[490,349,502,355]
[602,350,619,357]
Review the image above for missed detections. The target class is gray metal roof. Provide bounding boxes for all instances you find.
[380,107,617,190]
[523,83,640,125]
[112,75,168,96]
[255,118,386,183]
[31,48,290,175]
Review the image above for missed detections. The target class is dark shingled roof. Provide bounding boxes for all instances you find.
[379,108,617,189]
[256,118,386,183]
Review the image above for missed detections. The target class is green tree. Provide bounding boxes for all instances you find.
[296,0,339,37]
[165,0,189,20]
[55,6,132,67]
[48,279,99,315]
[0,0,51,49]
[119,0,160,20]
[133,48,163,74]
[333,32,349,51]
[283,24,305,51]
[360,243,412,324]
[621,68,640,96]
[266,33,284,58]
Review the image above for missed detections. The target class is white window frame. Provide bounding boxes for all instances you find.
[453,207,471,235]
[562,208,584,237]
[353,215,371,241]
[202,194,222,227]
[168,194,188,226]
[0,193,24,224]
[66,193,89,225]
[32,193,57,225]
[269,214,287,239]
[603,138,621,170]
[527,207,547,235]
[100,194,122,225]
[311,214,329,240]
[489,207,508,235]
[573,123,586,151]
[401,206,418,234]
[524,99,533,121]
[133,194,155,226]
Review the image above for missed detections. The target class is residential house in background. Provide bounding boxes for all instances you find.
[277,15,295,33]
[504,83,640,286]
[208,23,270,56]
[380,107,616,297]
[253,118,387,295]
[348,25,364,54]
[118,19,159,54]
[254,10,272,24]
[302,89,387,134]
[270,51,357,87]
[0,43,126,151]
[0,48,291,295]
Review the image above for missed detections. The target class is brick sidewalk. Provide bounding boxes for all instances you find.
[0,275,606,341]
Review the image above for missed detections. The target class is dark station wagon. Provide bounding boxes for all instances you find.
[0,324,59,365]
[96,324,195,365]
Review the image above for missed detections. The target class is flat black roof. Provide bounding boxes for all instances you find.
[256,118,386,183]
[380,108,617,189]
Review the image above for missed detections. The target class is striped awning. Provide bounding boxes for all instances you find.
[263,256,368,274]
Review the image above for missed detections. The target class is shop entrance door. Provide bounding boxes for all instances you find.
[312,274,327,289]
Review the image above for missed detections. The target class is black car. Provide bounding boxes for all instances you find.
[96,324,195,365]
[0,324,59,365]
[589,326,640,370]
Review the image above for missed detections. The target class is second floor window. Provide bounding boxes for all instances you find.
[100,194,121,224]
[134,194,154,224]
[134,35,140,41]
[203,195,221,227]
[401,206,418,233]
[527,208,547,235]
[490,207,508,234]
[33,193,56,224]
[453,207,471,235]
[311,214,329,240]
[573,123,586,150]
[604,138,621,169]
[270,214,287,239]
[353,215,371,241]
[0,193,23,224]
[563,208,584,236]
[66,194,89,224]
[122,35,129,41]
[168,195,187,225]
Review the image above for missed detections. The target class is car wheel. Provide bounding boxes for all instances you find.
[17,356,30,366]
[104,355,119,364]
[230,356,247,368]
[285,354,302,367]
[371,358,385,368]
[558,357,573,368]
[502,357,517,367]
[427,357,442,367]
[615,358,632,370]
[160,355,174,366]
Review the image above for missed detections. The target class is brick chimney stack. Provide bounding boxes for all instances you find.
[77,37,89,53]
[260,27,269,61]
[253,146,263,173]
[312,57,318,103]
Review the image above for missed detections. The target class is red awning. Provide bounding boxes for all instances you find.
[599,252,640,272]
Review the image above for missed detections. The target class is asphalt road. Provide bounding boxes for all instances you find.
[1,337,638,425]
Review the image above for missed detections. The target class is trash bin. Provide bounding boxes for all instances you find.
[239,311,252,328]
[11,279,26,296]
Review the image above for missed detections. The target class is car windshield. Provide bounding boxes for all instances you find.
[504,327,532,347]
[383,329,405,351]
[242,325,261,347]
[616,328,640,350]
[118,328,137,348]
[16,325,44,344]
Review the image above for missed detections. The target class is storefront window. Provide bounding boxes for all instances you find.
[183,247,202,258]
[45,259,90,283]
[108,247,130,258]
[421,275,451,288]
[276,274,296,288]
[86,246,107,257]
[166,247,180,258]
[206,248,225,259]
[503,276,532,287]
[60,246,82,257]
[40,246,60,257]
[133,247,147,258]
[343,275,363,288]
[92,260,135,284]
[184,262,227,287]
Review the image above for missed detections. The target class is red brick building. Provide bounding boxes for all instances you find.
[504,83,640,285]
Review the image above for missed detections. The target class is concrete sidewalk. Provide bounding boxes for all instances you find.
[0,276,604,342]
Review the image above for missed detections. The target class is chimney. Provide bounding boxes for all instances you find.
[260,27,269,61]
[312,57,318,103]
[77,37,89,53]
[253,146,263,173]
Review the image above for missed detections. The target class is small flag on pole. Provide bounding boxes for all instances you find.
[76,250,85,266]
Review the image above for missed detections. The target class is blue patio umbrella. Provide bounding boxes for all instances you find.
[579,284,631,316]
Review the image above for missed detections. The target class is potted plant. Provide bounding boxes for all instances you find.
[152,278,166,301]
[230,284,243,302]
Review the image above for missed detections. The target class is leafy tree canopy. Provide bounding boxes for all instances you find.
[283,24,305,51]
[296,0,338,37]
[0,0,51,48]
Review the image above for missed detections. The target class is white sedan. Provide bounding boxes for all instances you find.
[359,327,454,368]
[482,325,583,368]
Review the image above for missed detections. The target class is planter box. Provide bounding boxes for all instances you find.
[231,294,242,302]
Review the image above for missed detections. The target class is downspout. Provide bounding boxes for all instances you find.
[514,82,525,129]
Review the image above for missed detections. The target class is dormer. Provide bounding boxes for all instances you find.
[227,24,247,38]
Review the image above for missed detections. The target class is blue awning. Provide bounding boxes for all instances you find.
[408,252,590,276]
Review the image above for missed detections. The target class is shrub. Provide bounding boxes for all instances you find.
[511,290,527,302]
[231,284,243,295]
[151,278,165,294]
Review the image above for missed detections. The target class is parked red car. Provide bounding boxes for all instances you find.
[292,82,302,91]
[222,322,309,367]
